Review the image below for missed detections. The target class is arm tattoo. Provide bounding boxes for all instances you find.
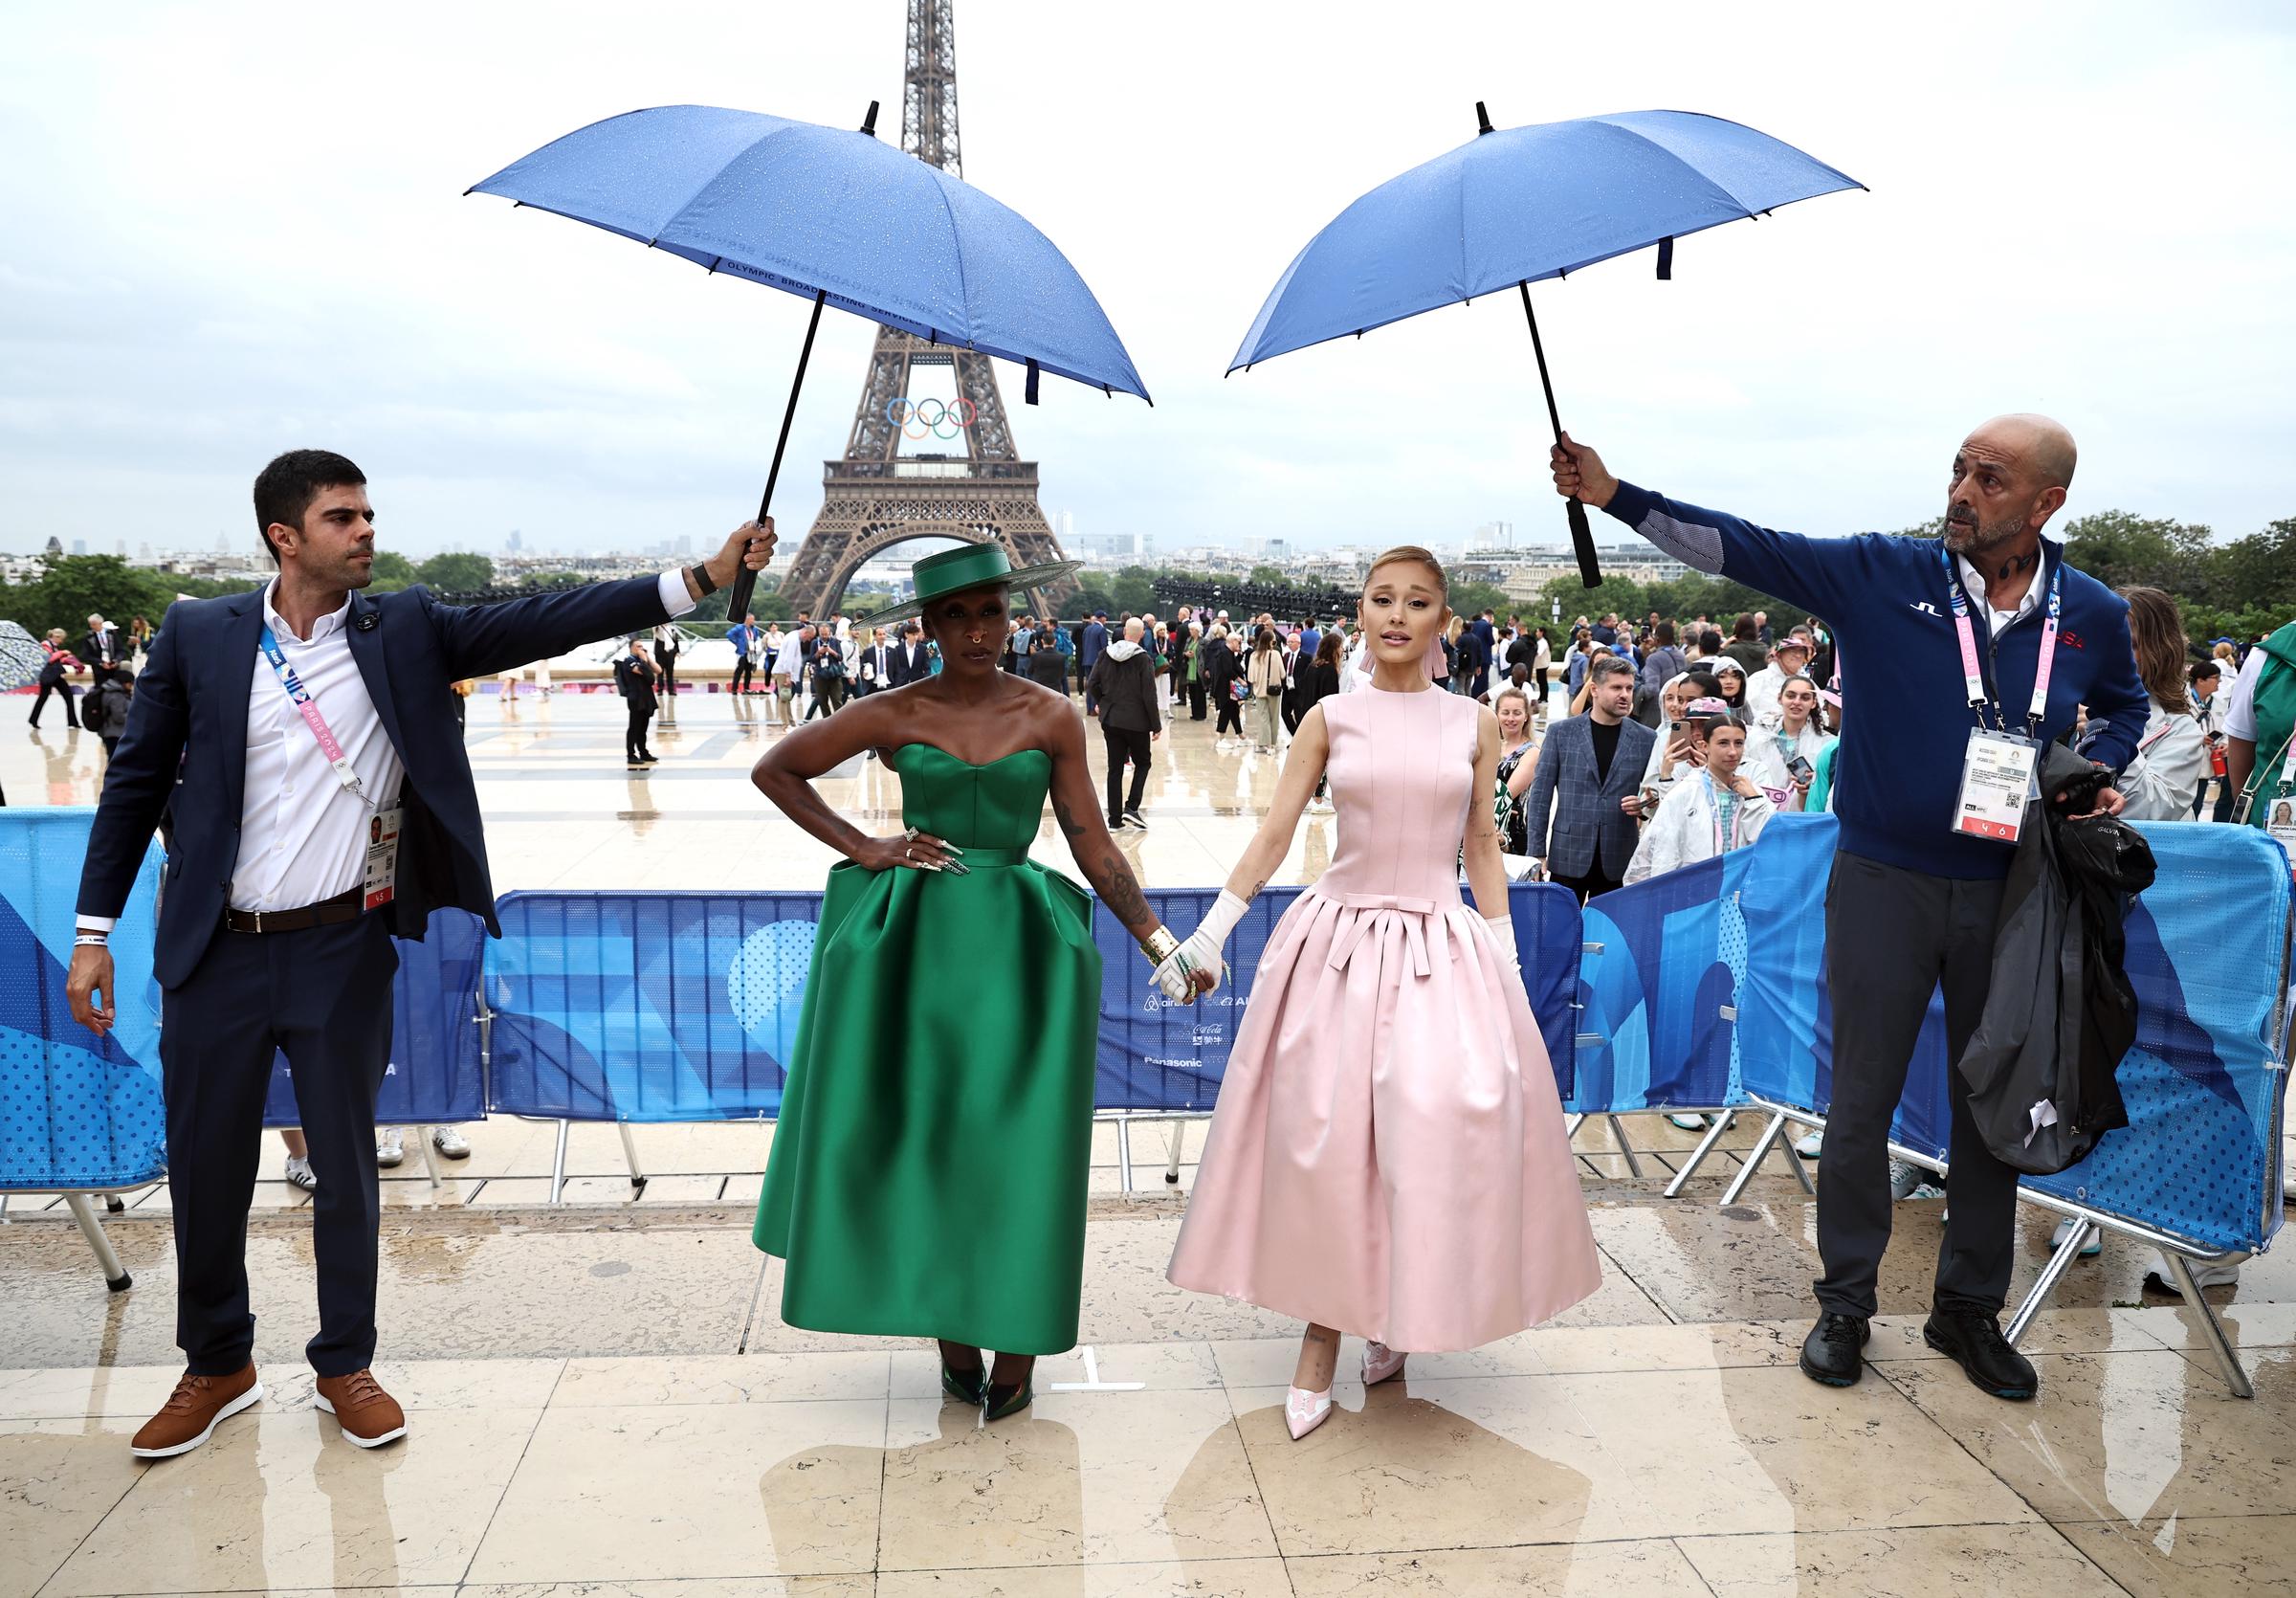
[1050,788,1154,931]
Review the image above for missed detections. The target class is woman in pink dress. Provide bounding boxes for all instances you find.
[1157,546,1601,1439]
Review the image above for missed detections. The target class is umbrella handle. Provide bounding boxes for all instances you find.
[725,288,828,624]
[1565,499,1601,589]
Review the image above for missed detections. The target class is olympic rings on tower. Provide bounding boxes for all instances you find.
[884,396,978,441]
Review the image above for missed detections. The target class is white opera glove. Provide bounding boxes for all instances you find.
[1153,889,1250,1002]
[1480,914,1521,975]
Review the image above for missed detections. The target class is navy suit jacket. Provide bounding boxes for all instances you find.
[78,577,673,988]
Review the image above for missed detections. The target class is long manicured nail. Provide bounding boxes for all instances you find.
[943,843,965,856]
[944,861,970,876]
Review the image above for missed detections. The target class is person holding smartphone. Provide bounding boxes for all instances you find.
[1624,700,1776,884]
[1746,676,1835,809]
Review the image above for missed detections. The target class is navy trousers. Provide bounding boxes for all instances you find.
[162,914,398,1376]
[1815,851,2018,1320]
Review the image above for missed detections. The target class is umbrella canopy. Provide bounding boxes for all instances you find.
[470,103,1147,402]
[1231,109,1863,371]
[0,622,51,692]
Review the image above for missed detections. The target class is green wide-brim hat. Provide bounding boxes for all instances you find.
[853,541,1084,628]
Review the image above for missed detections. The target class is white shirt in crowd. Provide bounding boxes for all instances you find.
[1742,720,1834,796]
[88,569,695,930]
[772,630,806,676]
[2113,699,2210,822]
[2224,646,2267,743]
[1625,770,1776,885]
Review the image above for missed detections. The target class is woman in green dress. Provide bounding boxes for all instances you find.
[751,543,1209,1421]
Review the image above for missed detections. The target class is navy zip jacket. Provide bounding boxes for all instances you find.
[1602,480,2149,880]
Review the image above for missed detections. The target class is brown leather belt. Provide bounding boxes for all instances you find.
[224,887,365,934]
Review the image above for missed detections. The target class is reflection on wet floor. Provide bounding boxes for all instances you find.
[6,693,2294,1595]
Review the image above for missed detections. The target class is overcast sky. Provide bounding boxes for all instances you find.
[3,1,2290,562]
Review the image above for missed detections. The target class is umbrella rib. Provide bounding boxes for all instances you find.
[929,168,972,346]
[1590,120,1762,222]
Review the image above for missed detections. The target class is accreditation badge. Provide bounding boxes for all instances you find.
[1952,729,2039,844]
[364,806,402,910]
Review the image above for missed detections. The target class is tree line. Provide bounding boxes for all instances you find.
[10,507,2285,652]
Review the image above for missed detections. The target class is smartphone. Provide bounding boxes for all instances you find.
[1785,754,1814,784]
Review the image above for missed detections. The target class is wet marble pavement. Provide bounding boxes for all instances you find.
[8,694,2295,1593]
[6,1185,2294,1596]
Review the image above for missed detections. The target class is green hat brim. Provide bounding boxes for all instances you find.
[851,559,1085,629]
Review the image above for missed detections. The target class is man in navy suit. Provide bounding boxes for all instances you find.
[887,620,931,687]
[66,450,771,1458]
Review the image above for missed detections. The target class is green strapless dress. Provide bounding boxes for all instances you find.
[753,744,1103,1355]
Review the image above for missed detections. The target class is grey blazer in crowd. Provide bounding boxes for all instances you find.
[1522,713,1657,878]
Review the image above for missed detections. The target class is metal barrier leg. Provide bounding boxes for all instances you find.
[1564,1114,1586,1139]
[1603,1115,1645,1179]
[549,1120,571,1206]
[417,1129,443,1190]
[2005,1217,2092,1346]
[2162,1251,2256,1400]
[1115,1117,1135,1196]
[1663,1112,1738,1199]
[1164,1121,1184,1186]
[1780,1120,1816,1196]
[62,1193,131,1292]
[104,1194,125,1214]
[1720,1113,1791,1206]
[617,1122,649,1192]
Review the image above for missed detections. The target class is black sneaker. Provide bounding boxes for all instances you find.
[1923,1308,2037,1401]
[1123,809,1148,831]
[1798,1310,1870,1387]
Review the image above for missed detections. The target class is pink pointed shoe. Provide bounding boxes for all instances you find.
[1284,1386,1333,1441]
[1362,1341,1408,1386]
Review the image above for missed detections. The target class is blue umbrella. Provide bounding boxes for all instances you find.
[1231,105,1863,587]
[470,101,1148,617]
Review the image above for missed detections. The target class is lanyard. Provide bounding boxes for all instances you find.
[256,622,370,806]
[1945,547,2061,735]
[1704,772,1743,854]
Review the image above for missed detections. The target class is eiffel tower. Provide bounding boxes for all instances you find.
[777,0,1073,619]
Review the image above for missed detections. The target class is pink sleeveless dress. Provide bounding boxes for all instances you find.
[1167,683,1601,1350]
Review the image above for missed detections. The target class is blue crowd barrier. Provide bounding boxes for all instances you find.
[484,884,1585,1121]
[1724,815,2289,1255]
[259,910,489,1129]
[0,809,166,1192]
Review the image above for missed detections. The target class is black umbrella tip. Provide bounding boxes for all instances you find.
[1474,100,1494,136]
[861,100,880,137]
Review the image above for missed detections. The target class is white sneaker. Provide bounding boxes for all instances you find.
[2048,1216,2103,1257]
[283,1155,318,1192]
[430,1126,471,1159]
[1668,1113,1710,1131]
[1794,1129,1824,1160]
[375,1129,405,1168]
[2146,1250,2244,1293]
[1284,1386,1333,1441]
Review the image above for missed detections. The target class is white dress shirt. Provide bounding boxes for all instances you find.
[1954,551,2047,639]
[86,569,694,929]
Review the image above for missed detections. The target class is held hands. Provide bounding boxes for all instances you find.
[1548,433,1619,511]
[704,517,778,590]
[1153,889,1249,1003]
[1732,774,1763,800]
[853,827,968,876]
[66,943,115,1036]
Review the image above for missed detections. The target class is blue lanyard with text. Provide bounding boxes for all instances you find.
[1944,548,2060,737]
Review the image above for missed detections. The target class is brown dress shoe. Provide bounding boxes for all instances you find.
[131,1365,263,1458]
[313,1369,407,1449]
